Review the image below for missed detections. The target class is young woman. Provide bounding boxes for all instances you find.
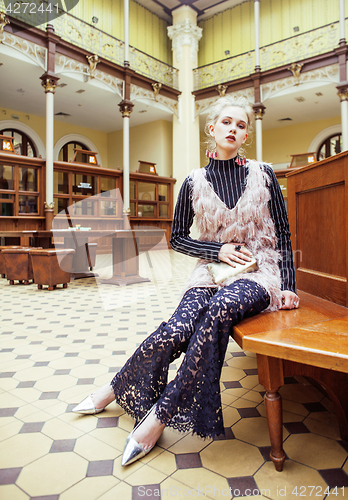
[73,95,299,466]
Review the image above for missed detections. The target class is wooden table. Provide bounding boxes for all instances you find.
[0,229,164,285]
[233,290,348,471]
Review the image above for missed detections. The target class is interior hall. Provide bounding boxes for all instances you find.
[1,0,348,499]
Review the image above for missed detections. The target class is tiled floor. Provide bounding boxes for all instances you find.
[1,250,348,500]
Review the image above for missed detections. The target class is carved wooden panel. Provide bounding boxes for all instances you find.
[287,151,348,306]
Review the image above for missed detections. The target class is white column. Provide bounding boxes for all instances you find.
[124,0,129,64]
[122,0,131,215]
[255,117,263,162]
[340,0,346,43]
[123,115,130,211]
[45,90,54,207]
[338,91,348,151]
[254,0,260,69]
[341,100,348,151]
[168,6,202,201]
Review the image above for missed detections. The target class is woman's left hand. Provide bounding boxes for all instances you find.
[277,291,300,310]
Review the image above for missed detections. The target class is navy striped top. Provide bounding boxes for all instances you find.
[170,157,296,293]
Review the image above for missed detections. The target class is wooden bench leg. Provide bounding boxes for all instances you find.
[257,354,286,471]
[264,389,285,471]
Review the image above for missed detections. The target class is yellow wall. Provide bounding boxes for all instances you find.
[199,115,341,168]
[107,120,173,177]
[3,105,340,180]
[0,107,109,168]
[1,108,173,176]
[199,1,254,66]
[198,0,343,66]
[70,0,172,64]
[262,116,341,166]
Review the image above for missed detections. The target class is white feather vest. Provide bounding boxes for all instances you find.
[183,160,282,311]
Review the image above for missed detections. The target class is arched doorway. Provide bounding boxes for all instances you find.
[0,128,38,157]
[58,140,90,162]
[317,133,342,160]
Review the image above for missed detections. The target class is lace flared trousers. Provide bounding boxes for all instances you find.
[111,279,270,438]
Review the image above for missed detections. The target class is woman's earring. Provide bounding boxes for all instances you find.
[206,145,217,159]
[236,146,246,166]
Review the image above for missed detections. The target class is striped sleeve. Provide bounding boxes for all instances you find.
[170,176,224,261]
[262,165,297,293]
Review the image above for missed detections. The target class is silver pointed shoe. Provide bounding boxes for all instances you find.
[121,404,157,466]
[72,395,106,415]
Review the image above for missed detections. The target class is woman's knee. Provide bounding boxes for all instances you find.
[208,280,270,320]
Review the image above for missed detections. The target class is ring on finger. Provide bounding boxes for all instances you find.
[235,245,241,252]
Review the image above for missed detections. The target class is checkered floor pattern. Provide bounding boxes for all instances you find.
[1,250,348,500]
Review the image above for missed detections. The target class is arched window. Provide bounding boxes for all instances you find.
[0,128,37,157]
[58,141,90,162]
[317,133,342,161]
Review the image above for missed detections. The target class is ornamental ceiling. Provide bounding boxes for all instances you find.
[135,0,246,22]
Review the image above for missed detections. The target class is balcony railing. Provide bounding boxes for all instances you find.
[193,21,341,91]
[1,0,179,90]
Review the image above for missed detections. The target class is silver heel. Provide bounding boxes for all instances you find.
[72,395,106,415]
[121,404,157,466]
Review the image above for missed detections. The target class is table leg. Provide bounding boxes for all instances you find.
[101,235,150,286]
[257,354,286,472]
[63,236,96,280]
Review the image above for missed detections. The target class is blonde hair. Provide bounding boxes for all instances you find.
[204,95,254,153]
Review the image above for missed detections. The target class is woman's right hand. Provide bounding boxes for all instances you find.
[218,243,253,267]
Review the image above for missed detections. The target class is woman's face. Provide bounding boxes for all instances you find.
[209,105,248,160]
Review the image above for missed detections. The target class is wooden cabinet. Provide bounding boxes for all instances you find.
[287,151,348,306]
[129,171,176,250]
[0,152,176,251]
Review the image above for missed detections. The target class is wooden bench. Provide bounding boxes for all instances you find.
[233,290,348,472]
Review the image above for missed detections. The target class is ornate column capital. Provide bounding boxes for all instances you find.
[118,99,134,117]
[167,20,202,62]
[40,72,59,93]
[337,83,348,101]
[44,201,55,210]
[253,103,266,120]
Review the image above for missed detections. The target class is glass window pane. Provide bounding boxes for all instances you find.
[54,171,69,194]
[101,177,116,195]
[318,146,325,161]
[27,143,34,158]
[13,132,22,155]
[130,180,136,199]
[0,196,14,216]
[0,165,14,190]
[130,202,136,216]
[139,204,155,217]
[19,195,38,214]
[68,143,76,161]
[74,150,87,163]
[138,182,155,201]
[72,199,95,216]
[158,184,168,201]
[19,168,37,192]
[100,200,116,216]
[159,205,168,218]
[54,198,69,215]
[73,174,96,196]
[330,135,341,155]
